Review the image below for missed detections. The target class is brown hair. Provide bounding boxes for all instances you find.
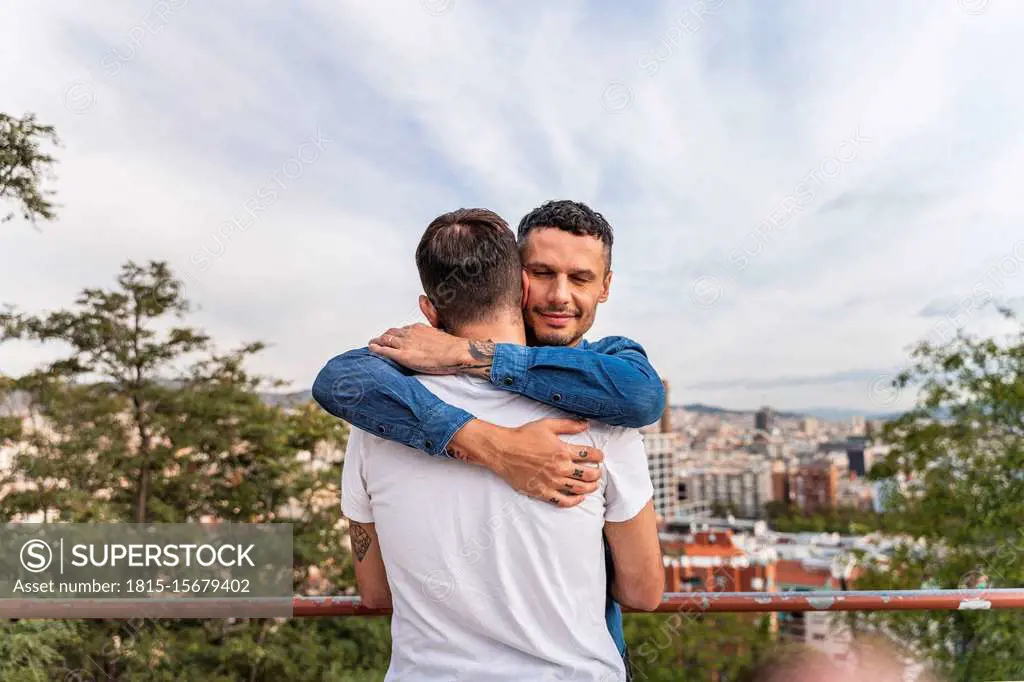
[415,208,521,330]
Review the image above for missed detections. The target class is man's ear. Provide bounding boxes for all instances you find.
[419,295,440,328]
[598,270,612,304]
[520,269,530,309]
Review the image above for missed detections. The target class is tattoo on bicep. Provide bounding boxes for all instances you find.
[350,523,372,562]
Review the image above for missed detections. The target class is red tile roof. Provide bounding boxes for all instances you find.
[775,559,833,589]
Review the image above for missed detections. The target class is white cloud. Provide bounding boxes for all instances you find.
[2,0,1023,412]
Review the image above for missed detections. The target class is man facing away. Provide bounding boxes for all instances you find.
[314,200,666,672]
[338,208,663,681]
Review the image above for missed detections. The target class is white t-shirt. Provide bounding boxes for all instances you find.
[341,375,654,682]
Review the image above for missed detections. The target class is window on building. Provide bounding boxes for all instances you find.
[681,576,703,591]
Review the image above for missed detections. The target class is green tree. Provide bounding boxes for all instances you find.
[0,260,390,680]
[0,620,85,682]
[0,112,60,226]
[764,501,887,534]
[624,612,774,681]
[856,312,1024,681]
[709,501,740,518]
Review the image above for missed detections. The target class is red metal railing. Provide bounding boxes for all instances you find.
[294,589,1024,617]
[5,589,1022,618]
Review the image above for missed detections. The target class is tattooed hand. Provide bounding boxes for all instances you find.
[369,323,495,378]
[448,417,605,508]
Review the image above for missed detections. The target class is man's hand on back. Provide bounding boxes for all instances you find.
[369,323,494,378]
[445,417,605,508]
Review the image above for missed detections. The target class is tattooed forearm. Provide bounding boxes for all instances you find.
[457,340,496,378]
[468,340,495,363]
[350,522,372,562]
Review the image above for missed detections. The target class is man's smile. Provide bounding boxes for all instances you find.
[537,311,578,328]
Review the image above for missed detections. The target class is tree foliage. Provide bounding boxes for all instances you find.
[624,612,774,681]
[764,501,888,535]
[0,260,390,680]
[0,112,60,226]
[856,313,1024,681]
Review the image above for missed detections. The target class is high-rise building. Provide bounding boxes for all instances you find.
[643,379,682,520]
[800,416,818,436]
[850,414,866,436]
[771,460,790,504]
[845,436,871,477]
[755,407,774,433]
[790,461,838,512]
[771,460,838,512]
[642,432,681,520]
[685,460,773,518]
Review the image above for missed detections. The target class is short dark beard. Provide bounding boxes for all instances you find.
[526,326,584,348]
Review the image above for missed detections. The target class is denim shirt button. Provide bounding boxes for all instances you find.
[377,425,387,434]
[552,393,562,402]
[502,376,514,386]
[424,440,434,450]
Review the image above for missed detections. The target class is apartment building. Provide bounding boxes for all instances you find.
[684,455,773,519]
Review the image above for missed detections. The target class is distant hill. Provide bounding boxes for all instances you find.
[679,403,803,419]
[680,403,745,416]
[793,407,903,422]
[678,403,902,422]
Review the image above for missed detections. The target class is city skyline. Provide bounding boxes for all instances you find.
[3,1,1023,413]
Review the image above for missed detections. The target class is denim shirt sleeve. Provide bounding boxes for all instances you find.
[311,347,473,457]
[488,335,666,427]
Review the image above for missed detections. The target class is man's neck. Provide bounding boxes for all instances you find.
[447,314,526,378]
[450,319,526,346]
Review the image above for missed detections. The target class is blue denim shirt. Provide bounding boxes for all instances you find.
[312,335,665,656]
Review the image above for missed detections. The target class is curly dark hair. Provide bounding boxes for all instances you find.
[516,200,614,270]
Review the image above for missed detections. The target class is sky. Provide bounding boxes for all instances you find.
[2,0,1023,414]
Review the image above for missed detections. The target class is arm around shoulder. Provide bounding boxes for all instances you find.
[312,346,473,456]
[585,336,666,428]
[493,336,666,428]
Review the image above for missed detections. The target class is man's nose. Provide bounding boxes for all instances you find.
[547,275,572,307]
